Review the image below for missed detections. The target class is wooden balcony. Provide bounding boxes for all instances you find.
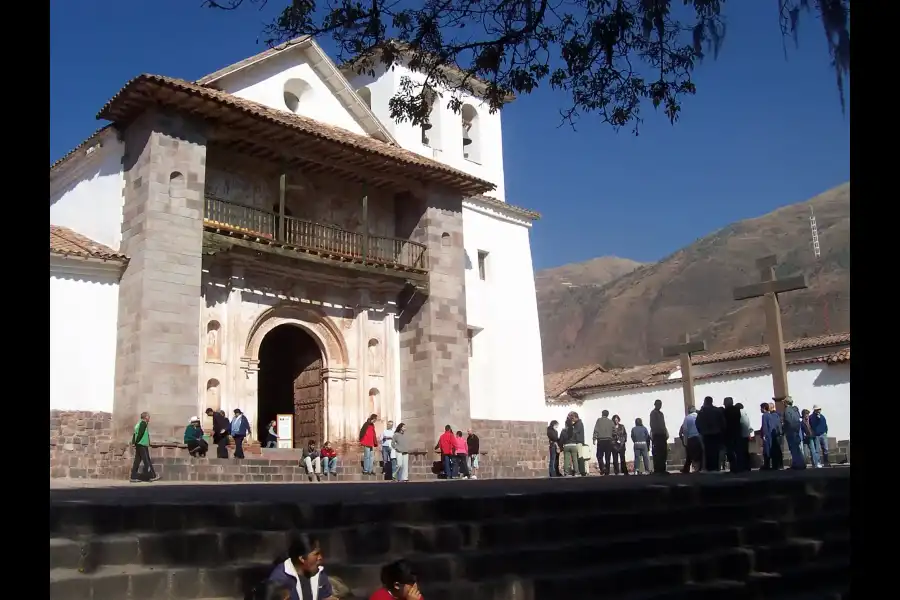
[203,195,428,274]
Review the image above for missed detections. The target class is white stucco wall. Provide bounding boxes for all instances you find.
[218,51,367,136]
[544,361,850,465]
[50,268,121,412]
[347,63,508,202]
[464,205,545,421]
[50,134,125,251]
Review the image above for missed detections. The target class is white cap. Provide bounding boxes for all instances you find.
[189,416,200,422]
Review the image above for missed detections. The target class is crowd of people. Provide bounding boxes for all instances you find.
[130,399,832,483]
[545,397,832,477]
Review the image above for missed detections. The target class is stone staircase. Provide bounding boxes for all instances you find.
[49,469,850,600]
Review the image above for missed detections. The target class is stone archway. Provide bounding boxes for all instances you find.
[243,304,351,445]
[257,324,324,447]
[245,304,349,368]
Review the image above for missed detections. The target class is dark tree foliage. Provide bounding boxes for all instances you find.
[204,0,850,134]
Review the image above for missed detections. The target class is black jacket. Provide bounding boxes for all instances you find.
[211,413,230,441]
[547,425,560,446]
[467,434,480,455]
[723,405,742,439]
[565,419,586,445]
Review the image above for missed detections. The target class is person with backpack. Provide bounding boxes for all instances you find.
[781,397,806,469]
[130,411,160,483]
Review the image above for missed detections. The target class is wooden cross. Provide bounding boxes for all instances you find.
[732,255,808,412]
[662,334,707,416]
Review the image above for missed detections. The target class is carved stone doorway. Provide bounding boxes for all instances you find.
[257,324,325,448]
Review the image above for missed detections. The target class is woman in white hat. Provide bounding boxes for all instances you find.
[184,416,208,457]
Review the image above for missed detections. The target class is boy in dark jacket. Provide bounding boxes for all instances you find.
[267,534,336,600]
[206,407,230,458]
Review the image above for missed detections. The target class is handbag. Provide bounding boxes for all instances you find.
[579,444,592,460]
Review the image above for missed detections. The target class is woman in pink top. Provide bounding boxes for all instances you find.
[454,431,472,479]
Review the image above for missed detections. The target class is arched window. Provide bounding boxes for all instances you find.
[461,103,481,163]
[421,87,442,150]
[168,171,185,199]
[283,78,314,114]
[356,86,372,110]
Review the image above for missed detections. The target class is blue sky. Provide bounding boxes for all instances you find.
[50,0,849,270]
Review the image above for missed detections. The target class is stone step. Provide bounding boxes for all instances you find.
[49,487,849,572]
[417,536,850,600]
[50,515,849,600]
[49,472,850,537]
[49,534,848,600]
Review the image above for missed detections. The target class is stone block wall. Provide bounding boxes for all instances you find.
[396,192,471,449]
[471,419,548,478]
[49,410,125,478]
[115,111,207,440]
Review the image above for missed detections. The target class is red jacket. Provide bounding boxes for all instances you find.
[359,423,377,448]
[437,431,456,455]
[321,447,336,458]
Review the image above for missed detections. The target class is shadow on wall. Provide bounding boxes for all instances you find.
[50,136,123,204]
[813,365,849,388]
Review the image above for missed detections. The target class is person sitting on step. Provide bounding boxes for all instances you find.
[369,559,423,600]
[320,441,338,478]
[301,440,322,482]
[267,533,337,600]
[183,417,208,458]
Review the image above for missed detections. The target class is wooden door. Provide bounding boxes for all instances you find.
[293,350,324,447]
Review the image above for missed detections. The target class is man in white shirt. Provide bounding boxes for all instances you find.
[381,420,396,478]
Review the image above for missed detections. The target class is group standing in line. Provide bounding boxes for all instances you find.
[545,397,832,477]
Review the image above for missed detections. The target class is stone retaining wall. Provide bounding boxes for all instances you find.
[50,410,849,480]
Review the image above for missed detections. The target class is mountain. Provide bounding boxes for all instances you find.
[537,183,850,372]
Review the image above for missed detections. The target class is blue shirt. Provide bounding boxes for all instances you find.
[681,413,700,439]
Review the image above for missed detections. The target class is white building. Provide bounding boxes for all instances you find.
[49,36,545,450]
[543,332,850,465]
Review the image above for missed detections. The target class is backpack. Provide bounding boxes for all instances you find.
[783,406,801,432]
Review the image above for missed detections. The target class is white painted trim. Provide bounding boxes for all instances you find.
[49,128,118,198]
[200,37,397,145]
[462,200,533,227]
[305,40,397,145]
[49,254,126,283]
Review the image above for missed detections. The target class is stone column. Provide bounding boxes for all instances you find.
[113,111,207,440]
[395,192,471,450]
[227,264,247,431]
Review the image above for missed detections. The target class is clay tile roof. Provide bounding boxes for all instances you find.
[560,332,851,397]
[544,365,604,399]
[50,225,128,263]
[827,348,850,364]
[567,360,680,397]
[49,125,114,173]
[96,74,495,196]
[691,332,851,366]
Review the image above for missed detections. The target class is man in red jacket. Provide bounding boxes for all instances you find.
[435,425,457,479]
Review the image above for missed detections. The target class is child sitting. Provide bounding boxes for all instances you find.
[369,559,423,600]
[320,441,338,477]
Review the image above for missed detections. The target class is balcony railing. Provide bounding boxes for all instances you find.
[204,195,428,271]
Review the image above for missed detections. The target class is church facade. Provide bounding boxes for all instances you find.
[50,37,546,456]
